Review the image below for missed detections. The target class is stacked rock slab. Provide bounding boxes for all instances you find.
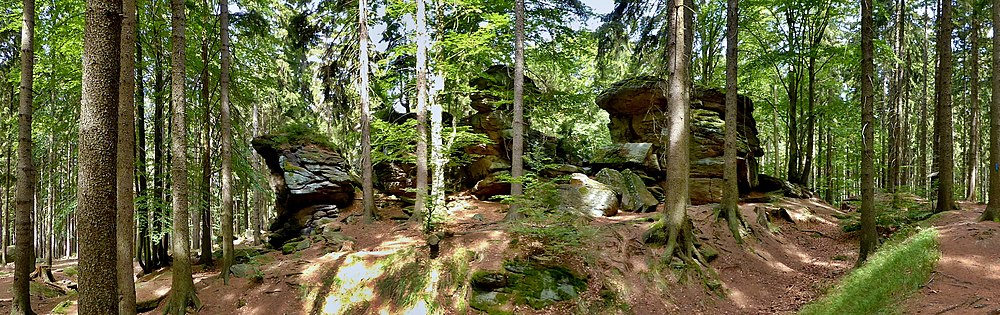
[595,76,764,205]
[252,135,358,247]
[463,65,560,199]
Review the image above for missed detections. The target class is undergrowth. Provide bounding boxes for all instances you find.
[501,174,599,259]
[838,194,933,235]
[798,227,940,315]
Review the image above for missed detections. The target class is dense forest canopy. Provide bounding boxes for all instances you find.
[0,0,998,313]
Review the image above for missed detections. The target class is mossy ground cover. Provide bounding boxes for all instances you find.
[799,228,940,315]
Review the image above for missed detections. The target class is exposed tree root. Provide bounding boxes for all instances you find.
[163,287,202,315]
[714,204,750,244]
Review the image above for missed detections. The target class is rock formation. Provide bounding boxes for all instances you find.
[595,76,764,205]
[252,135,358,247]
[463,65,560,199]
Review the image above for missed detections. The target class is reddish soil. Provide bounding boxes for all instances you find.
[904,202,1000,315]
[4,196,996,314]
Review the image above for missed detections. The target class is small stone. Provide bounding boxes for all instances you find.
[472,213,486,221]
[313,211,327,219]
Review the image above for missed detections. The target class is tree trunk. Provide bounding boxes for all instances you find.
[919,5,930,195]
[983,0,1000,221]
[825,124,834,203]
[934,0,955,213]
[118,0,138,310]
[506,0,526,221]
[888,0,905,195]
[660,0,700,263]
[251,99,262,245]
[152,21,166,270]
[720,0,744,244]
[166,0,201,311]
[411,0,428,226]
[859,0,878,264]
[220,0,235,283]
[135,35,154,274]
[13,0,36,311]
[78,0,123,310]
[359,0,374,224]
[197,22,213,267]
[966,15,980,202]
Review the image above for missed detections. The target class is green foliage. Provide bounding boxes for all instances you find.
[839,194,933,234]
[799,228,940,315]
[503,175,598,258]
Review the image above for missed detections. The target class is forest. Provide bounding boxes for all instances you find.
[0,0,998,313]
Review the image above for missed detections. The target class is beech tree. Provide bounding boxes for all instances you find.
[411,0,429,225]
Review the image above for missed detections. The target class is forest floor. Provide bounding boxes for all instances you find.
[902,202,1000,315]
[0,197,997,314]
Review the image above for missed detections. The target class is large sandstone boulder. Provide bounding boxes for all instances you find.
[557,173,619,217]
[252,135,357,247]
[596,76,764,205]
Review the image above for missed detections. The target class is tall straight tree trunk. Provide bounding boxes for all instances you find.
[825,124,834,203]
[983,0,1000,221]
[411,0,428,226]
[359,0,374,224]
[197,24,212,267]
[965,15,980,202]
[859,0,878,264]
[152,22,166,270]
[660,0,698,262]
[919,5,930,195]
[2,119,8,264]
[117,0,138,310]
[934,0,955,213]
[166,0,201,311]
[888,0,906,195]
[219,0,235,283]
[720,0,744,244]
[136,36,154,274]
[78,0,122,310]
[13,0,36,310]
[506,0,526,221]
[251,100,262,245]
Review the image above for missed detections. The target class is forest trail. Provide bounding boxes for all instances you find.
[904,203,1000,315]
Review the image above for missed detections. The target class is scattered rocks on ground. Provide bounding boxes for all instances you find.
[558,173,619,217]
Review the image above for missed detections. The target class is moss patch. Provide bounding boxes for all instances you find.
[469,260,587,314]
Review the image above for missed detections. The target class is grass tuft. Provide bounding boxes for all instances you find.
[799,228,940,315]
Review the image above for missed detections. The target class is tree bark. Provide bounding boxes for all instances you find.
[720,0,744,244]
[220,0,235,283]
[13,0,36,310]
[859,0,878,264]
[197,21,212,267]
[166,0,201,311]
[359,0,374,224]
[411,0,428,226]
[78,0,122,311]
[118,0,138,310]
[983,0,1000,221]
[965,14,980,202]
[919,5,930,195]
[934,0,955,213]
[507,0,526,221]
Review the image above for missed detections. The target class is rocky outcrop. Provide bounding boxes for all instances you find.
[557,173,620,217]
[596,76,764,205]
[252,136,358,247]
[463,65,560,199]
[595,169,658,212]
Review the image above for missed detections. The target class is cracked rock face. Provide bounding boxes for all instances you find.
[252,136,357,247]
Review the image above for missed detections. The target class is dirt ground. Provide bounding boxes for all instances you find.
[1,196,998,314]
[903,202,1000,315]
